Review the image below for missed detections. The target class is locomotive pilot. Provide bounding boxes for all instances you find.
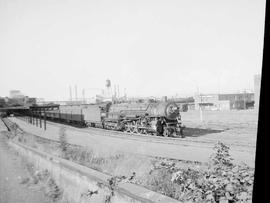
[177,115,185,138]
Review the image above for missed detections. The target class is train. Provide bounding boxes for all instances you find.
[37,101,185,137]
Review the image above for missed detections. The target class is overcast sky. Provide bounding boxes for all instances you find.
[0,0,266,100]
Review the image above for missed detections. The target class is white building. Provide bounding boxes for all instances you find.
[9,90,24,98]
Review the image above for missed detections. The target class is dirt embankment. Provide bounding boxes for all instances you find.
[6,121,253,203]
[0,131,55,203]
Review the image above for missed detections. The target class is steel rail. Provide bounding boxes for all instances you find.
[15,117,255,150]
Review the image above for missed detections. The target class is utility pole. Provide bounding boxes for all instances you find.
[82,89,85,104]
[124,88,127,100]
[199,94,203,122]
[243,89,246,110]
[218,77,220,94]
[196,85,203,122]
[44,110,46,130]
[117,85,120,98]
[114,85,117,102]
[75,85,78,102]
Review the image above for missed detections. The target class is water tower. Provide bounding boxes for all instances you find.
[104,79,113,101]
[106,79,111,89]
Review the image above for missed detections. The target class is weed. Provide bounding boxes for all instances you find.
[105,174,132,203]
[19,177,30,184]
[1,131,12,139]
[59,127,68,158]
[210,141,233,170]
[81,189,98,198]
[147,168,180,198]
[169,142,254,202]
[45,178,63,201]
[18,136,23,142]
[24,162,63,202]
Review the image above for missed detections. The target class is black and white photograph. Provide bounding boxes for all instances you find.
[0,0,266,202]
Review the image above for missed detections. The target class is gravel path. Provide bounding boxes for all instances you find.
[0,122,52,203]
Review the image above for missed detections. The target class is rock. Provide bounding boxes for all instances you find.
[219,196,228,203]
[225,192,233,200]
[206,193,215,201]
[225,184,234,192]
[238,191,248,200]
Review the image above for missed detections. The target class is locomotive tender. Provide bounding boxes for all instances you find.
[42,101,185,137]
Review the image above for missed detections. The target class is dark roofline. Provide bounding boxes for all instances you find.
[29,104,60,109]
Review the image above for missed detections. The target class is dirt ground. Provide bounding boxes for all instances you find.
[181,109,258,147]
[0,130,53,203]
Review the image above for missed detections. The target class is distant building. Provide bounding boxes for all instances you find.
[194,94,221,110]
[172,97,195,111]
[254,74,261,108]
[36,98,46,105]
[7,98,25,106]
[6,91,37,107]
[24,97,37,106]
[0,97,6,107]
[218,93,254,109]
[9,90,24,98]
[194,93,254,110]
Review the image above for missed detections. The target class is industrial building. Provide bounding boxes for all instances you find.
[0,97,5,107]
[0,91,37,107]
[172,97,195,111]
[9,90,24,98]
[194,93,254,110]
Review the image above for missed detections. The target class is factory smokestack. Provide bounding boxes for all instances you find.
[82,89,85,104]
[75,85,78,101]
[69,85,72,101]
[114,85,117,98]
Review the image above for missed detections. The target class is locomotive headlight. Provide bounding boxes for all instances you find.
[168,105,178,114]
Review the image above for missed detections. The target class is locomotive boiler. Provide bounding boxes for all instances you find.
[100,101,185,137]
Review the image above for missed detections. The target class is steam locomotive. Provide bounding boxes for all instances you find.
[41,101,185,137]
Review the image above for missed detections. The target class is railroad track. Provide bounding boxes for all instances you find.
[2,118,206,167]
[12,117,256,150]
[2,117,256,166]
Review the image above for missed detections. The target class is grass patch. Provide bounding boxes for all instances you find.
[24,162,63,202]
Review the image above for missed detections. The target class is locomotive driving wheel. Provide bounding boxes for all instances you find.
[163,128,169,137]
[125,125,131,133]
[164,127,174,137]
[130,126,138,133]
[137,128,144,134]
